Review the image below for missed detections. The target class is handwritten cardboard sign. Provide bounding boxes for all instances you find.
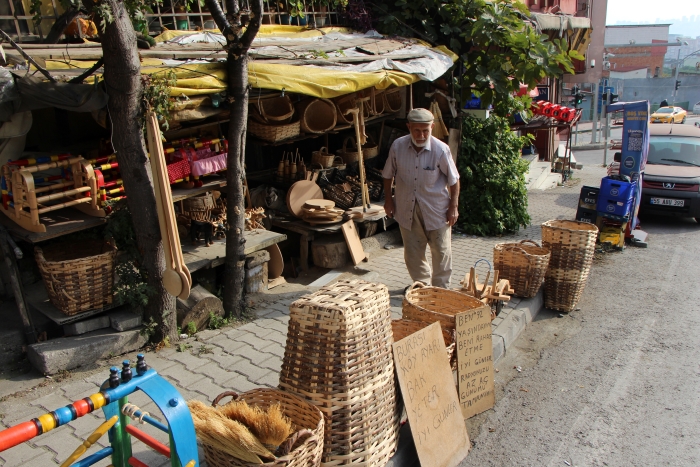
[393,322,470,467]
[456,308,495,419]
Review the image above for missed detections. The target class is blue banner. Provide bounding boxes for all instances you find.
[606,100,650,230]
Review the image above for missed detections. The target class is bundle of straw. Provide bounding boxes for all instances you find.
[188,400,275,464]
[220,401,293,450]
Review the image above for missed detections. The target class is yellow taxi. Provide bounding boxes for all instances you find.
[650,106,687,124]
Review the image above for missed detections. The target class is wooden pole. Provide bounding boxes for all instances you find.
[0,29,56,83]
[345,107,369,212]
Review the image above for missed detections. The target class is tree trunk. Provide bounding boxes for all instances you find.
[99,0,177,342]
[223,52,248,317]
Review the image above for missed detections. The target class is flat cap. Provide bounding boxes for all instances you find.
[407,108,434,123]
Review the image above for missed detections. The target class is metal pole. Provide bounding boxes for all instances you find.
[590,81,599,144]
[574,119,578,146]
[603,104,610,166]
[673,47,682,100]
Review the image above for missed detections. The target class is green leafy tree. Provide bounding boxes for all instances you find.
[457,113,532,235]
[369,0,583,112]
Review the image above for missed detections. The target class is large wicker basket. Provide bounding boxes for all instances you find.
[280,280,400,467]
[297,98,337,134]
[391,318,456,370]
[248,118,301,143]
[202,389,324,467]
[402,281,491,331]
[251,95,295,123]
[493,239,551,298]
[35,240,117,316]
[382,87,402,113]
[541,220,599,312]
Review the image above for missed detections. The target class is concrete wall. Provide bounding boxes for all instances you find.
[613,76,700,110]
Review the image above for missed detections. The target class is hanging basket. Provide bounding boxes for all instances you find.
[369,87,385,116]
[248,118,301,143]
[296,98,337,134]
[335,136,362,164]
[383,87,402,113]
[493,239,551,298]
[541,220,599,312]
[402,281,490,331]
[201,389,324,467]
[251,95,295,123]
[35,240,117,316]
[310,147,334,168]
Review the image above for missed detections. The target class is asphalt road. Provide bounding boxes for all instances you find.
[459,157,700,466]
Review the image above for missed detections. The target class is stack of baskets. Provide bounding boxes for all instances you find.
[35,240,117,315]
[279,280,400,466]
[248,95,300,143]
[201,389,325,467]
[402,282,491,332]
[493,239,551,298]
[541,220,599,312]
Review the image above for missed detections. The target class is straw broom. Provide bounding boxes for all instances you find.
[219,401,293,450]
[188,400,275,464]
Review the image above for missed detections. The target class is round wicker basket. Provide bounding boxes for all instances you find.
[202,389,325,467]
[310,147,334,168]
[297,98,337,134]
[402,281,490,331]
[248,118,301,143]
[493,239,550,298]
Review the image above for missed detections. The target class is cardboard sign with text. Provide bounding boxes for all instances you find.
[456,307,495,419]
[393,322,470,467]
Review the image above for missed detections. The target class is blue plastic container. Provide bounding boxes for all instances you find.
[599,177,636,202]
[597,198,633,218]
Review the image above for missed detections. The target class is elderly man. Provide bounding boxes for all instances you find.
[382,108,460,289]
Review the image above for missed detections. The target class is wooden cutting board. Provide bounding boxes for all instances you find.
[341,220,365,265]
[266,244,284,279]
[304,199,335,210]
[286,180,323,218]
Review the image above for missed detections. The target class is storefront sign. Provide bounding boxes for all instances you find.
[393,322,470,467]
[456,308,495,419]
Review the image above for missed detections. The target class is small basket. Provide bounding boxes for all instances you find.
[310,147,334,168]
[331,156,346,171]
[248,118,301,143]
[493,239,551,298]
[35,240,117,316]
[541,220,599,312]
[402,281,491,331]
[362,134,379,160]
[202,389,324,467]
[296,98,337,134]
[335,137,361,164]
[251,95,295,123]
[183,192,216,212]
[391,319,456,370]
[383,87,402,113]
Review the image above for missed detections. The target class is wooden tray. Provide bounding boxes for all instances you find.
[287,180,323,218]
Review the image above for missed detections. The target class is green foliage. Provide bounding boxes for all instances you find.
[105,199,155,309]
[141,71,177,130]
[370,0,582,114]
[208,312,229,330]
[177,342,193,352]
[140,317,158,339]
[185,321,197,336]
[456,114,531,236]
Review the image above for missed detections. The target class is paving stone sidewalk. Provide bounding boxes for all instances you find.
[0,165,606,466]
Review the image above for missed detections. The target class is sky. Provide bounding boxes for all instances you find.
[607,0,700,35]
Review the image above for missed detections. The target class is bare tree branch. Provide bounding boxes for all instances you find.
[240,0,262,51]
[69,58,104,83]
[205,0,234,39]
[0,29,56,82]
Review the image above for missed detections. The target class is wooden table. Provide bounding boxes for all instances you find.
[270,212,392,271]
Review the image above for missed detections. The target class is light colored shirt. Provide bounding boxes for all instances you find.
[382,135,459,231]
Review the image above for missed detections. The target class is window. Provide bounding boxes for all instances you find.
[648,136,700,166]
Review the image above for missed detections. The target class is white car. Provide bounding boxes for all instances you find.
[693,101,700,115]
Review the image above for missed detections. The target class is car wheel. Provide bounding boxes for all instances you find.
[682,116,687,124]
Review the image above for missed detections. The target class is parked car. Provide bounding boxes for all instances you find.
[650,106,687,124]
[639,124,700,222]
[693,101,700,115]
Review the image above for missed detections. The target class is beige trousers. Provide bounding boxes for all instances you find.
[399,203,452,288]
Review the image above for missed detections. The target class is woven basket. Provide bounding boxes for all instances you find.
[369,88,385,116]
[183,192,216,212]
[493,239,551,298]
[35,240,116,316]
[333,93,369,125]
[541,220,599,312]
[362,134,378,160]
[402,281,491,331]
[248,118,301,143]
[311,147,334,168]
[251,95,295,123]
[383,88,402,113]
[335,137,361,165]
[297,98,337,134]
[201,389,324,467]
[280,280,400,467]
[391,319,456,370]
[321,184,359,210]
[331,156,346,171]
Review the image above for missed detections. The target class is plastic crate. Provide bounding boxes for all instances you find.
[599,177,636,202]
[579,186,600,210]
[575,207,597,224]
[597,198,633,218]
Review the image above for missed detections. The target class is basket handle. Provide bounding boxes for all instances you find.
[406,281,426,294]
[211,391,239,407]
[317,146,328,156]
[519,239,542,248]
[343,136,356,152]
[277,429,315,457]
[332,156,344,165]
[259,95,293,121]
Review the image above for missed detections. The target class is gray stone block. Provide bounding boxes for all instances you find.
[63,315,111,336]
[27,328,148,375]
[245,250,270,269]
[110,310,143,331]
